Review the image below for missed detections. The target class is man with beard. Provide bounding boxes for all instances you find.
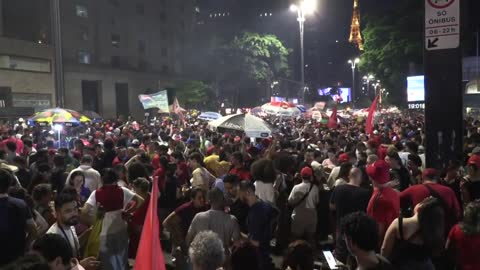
[47,192,82,259]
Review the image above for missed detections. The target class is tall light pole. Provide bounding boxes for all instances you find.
[290,0,315,104]
[363,74,374,96]
[51,0,65,107]
[348,58,360,105]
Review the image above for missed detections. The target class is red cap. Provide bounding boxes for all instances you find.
[422,168,438,180]
[338,153,350,163]
[468,155,480,168]
[366,160,390,184]
[234,136,241,143]
[223,133,230,139]
[300,167,313,178]
[206,146,215,156]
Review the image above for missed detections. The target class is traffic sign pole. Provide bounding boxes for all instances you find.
[424,0,463,169]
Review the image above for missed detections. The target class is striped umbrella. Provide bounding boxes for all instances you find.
[28,108,91,126]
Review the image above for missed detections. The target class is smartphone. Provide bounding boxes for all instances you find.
[322,250,338,270]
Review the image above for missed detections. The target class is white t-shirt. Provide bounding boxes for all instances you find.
[288,182,319,211]
[66,165,102,192]
[254,181,275,204]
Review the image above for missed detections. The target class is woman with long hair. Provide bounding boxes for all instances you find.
[64,170,90,204]
[446,200,480,270]
[381,197,445,270]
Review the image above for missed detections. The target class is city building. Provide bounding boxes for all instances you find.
[0,0,195,119]
[0,0,54,118]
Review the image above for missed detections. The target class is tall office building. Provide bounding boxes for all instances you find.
[0,0,195,119]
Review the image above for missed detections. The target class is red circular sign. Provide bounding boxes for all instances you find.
[427,0,455,9]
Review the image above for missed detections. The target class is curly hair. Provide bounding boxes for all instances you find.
[250,158,277,183]
[189,231,225,270]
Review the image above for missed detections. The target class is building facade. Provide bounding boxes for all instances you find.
[60,0,195,119]
[0,0,54,114]
[0,0,195,119]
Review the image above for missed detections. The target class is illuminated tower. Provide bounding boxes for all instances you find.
[348,0,364,50]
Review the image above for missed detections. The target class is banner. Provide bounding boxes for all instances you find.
[138,90,169,112]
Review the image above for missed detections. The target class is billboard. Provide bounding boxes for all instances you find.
[317,87,351,103]
[407,76,425,102]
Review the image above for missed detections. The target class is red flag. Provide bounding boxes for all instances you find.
[327,104,338,129]
[366,95,379,135]
[134,177,165,270]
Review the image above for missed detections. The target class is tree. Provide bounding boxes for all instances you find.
[359,0,423,105]
[175,80,213,109]
[214,32,291,107]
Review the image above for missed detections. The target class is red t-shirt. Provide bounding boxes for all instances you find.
[229,167,252,181]
[367,187,400,228]
[448,224,480,270]
[151,154,161,170]
[112,156,123,166]
[400,183,461,220]
[153,166,166,190]
[176,161,189,186]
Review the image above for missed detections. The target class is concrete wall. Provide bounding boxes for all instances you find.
[64,64,175,120]
[0,37,55,107]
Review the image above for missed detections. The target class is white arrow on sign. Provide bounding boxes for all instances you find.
[425,0,460,51]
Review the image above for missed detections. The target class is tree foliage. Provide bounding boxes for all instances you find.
[175,80,213,109]
[359,0,423,105]
[214,32,291,106]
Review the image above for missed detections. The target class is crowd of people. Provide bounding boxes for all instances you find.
[0,112,480,270]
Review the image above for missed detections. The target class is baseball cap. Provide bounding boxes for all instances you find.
[300,167,313,178]
[234,136,241,143]
[131,139,140,146]
[338,153,350,163]
[471,146,480,156]
[422,168,438,180]
[468,154,480,168]
[366,160,390,185]
[206,146,215,156]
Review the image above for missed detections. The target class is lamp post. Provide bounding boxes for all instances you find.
[363,74,375,96]
[348,58,360,105]
[290,0,316,104]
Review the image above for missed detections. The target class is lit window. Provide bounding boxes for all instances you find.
[111,34,120,48]
[195,7,200,13]
[78,51,91,64]
[209,14,213,18]
[76,5,88,18]
[270,13,273,16]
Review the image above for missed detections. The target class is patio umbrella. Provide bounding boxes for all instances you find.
[82,111,103,122]
[28,108,91,126]
[198,112,222,121]
[209,113,273,138]
[261,101,301,117]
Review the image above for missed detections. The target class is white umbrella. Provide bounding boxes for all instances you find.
[209,113,272,138]
[261,101,301,117]
[198,112,222,121]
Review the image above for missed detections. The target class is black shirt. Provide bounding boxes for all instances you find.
[0,197,32,266]
[391,167,411,192]
[330,184,371,223]
[228,199,249,233]
[247,200,278,270]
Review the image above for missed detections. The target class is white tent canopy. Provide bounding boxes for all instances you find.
[208,113,272,138]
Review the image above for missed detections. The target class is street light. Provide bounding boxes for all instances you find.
[348,58,360,105]
[290,0,316,104]
[363,74,375,96]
